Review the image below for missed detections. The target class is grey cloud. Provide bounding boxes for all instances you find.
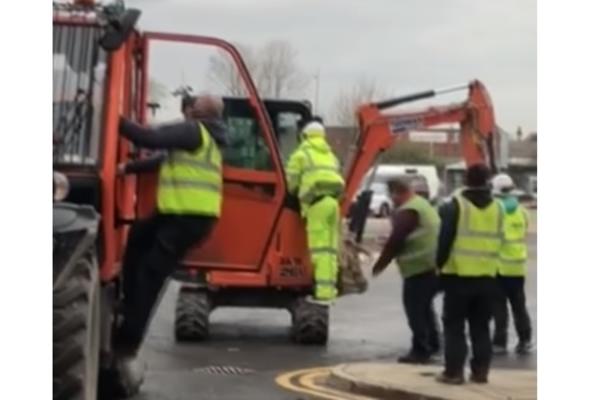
[127,0,536,131]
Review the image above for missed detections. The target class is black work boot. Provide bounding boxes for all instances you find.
[100,355,145,398]
[397,351,433,364]
[493,344,508,355]
[469,371,489,384]
[515,341,533,355]
[435,372,465,385]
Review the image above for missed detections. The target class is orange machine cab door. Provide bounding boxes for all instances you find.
[136,32,286,271]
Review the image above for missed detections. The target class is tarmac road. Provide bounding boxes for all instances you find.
[132,214,537,400]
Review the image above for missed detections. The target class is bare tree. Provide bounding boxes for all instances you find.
[207,44,256,96]
[331,77,385,126]
[255,40,308,98]
[207,40,307,98]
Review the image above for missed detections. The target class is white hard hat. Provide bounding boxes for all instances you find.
[491,173,515,195]
[301,121,326,138]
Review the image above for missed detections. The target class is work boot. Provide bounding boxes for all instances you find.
[469,372,489,384]
[435,372,465,385]
[100,355,146,398]
[515,341,533,355]
[397,352,433,364]
[493,344,508,355]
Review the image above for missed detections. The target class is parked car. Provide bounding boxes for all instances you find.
[350,173,432,219]
[369,182,393,217]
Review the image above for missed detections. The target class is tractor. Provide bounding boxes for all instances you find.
[53,1,499,399]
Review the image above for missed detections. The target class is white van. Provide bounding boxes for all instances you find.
[362,164,442,203]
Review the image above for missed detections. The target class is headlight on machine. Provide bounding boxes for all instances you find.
[53,172,70,202]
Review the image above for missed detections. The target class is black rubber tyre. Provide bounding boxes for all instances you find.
[174,287,211,342]
[53,252,101,400]
[290,298,329,345]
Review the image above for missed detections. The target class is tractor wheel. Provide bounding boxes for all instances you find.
[53,252,101,400]
[290,298,329,345]
[174,287,211,342]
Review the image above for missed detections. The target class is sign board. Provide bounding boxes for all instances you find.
[408,131,448,143]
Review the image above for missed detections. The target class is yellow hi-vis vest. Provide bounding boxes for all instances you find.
[290,141,344,208]
[157,123,223,216]
[442,194,504,277]
[499,205,528,276]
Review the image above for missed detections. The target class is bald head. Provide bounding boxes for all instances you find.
[184,94,224,120]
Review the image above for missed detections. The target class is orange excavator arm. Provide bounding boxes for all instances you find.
[342,80,497,241]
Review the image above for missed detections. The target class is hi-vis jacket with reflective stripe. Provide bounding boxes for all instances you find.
[442,193,504,277]
[285,136,345,214]
[395,195,441,278]
[157,123,223,216]
[499,204,528,276]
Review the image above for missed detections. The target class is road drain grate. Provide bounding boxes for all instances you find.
[193,366,255,376]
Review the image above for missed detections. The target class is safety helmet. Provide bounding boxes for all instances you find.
[301,121,326,139]
[491,173,515,195]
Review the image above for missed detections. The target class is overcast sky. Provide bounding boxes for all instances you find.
[128,0,536,133]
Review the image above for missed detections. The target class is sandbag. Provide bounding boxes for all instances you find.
[337,234,370,296]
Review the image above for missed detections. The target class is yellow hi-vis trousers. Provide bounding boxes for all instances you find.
[305,196,340,301]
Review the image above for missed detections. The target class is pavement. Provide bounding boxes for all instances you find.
[330,362,536,400]
[130,214,537,400]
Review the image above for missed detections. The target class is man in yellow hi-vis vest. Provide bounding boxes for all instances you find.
[286,121,345,303]
[491,174,533,356]
[436,164,503,385]
[112,95,227,392]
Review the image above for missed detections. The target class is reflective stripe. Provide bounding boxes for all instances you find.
[398,247,436,262]
[315,280,336,287]
[459,196,503,238]
[169,154,220,172]
[453,249,499,258]
[504,238,526,244]
[499,257,527,264]
[310,247,338,255]
[159,179,221,192]
[305,165,340,173]
[457,230,500,238]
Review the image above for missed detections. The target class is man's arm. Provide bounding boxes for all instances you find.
[371,209,419,276]
[285,149,305,195]
[122,153,167,174]
[119,118,201,151]
[436,198,459,268]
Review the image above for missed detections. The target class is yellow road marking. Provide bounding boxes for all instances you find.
[275,367,376,400]
[298,370,375,400]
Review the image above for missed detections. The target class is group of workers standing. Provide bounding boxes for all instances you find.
[106,94,531,390]
[371,164,533,385]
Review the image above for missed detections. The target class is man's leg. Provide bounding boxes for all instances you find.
[115,215,215,355]
[467,280,495,382]
[424,273,441,354]
[401,274,433,361]
[492,278,509,352]
[120,214,161,318]
[505,277,533,352]
[441,279,468,380]
[306,197,339,301]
